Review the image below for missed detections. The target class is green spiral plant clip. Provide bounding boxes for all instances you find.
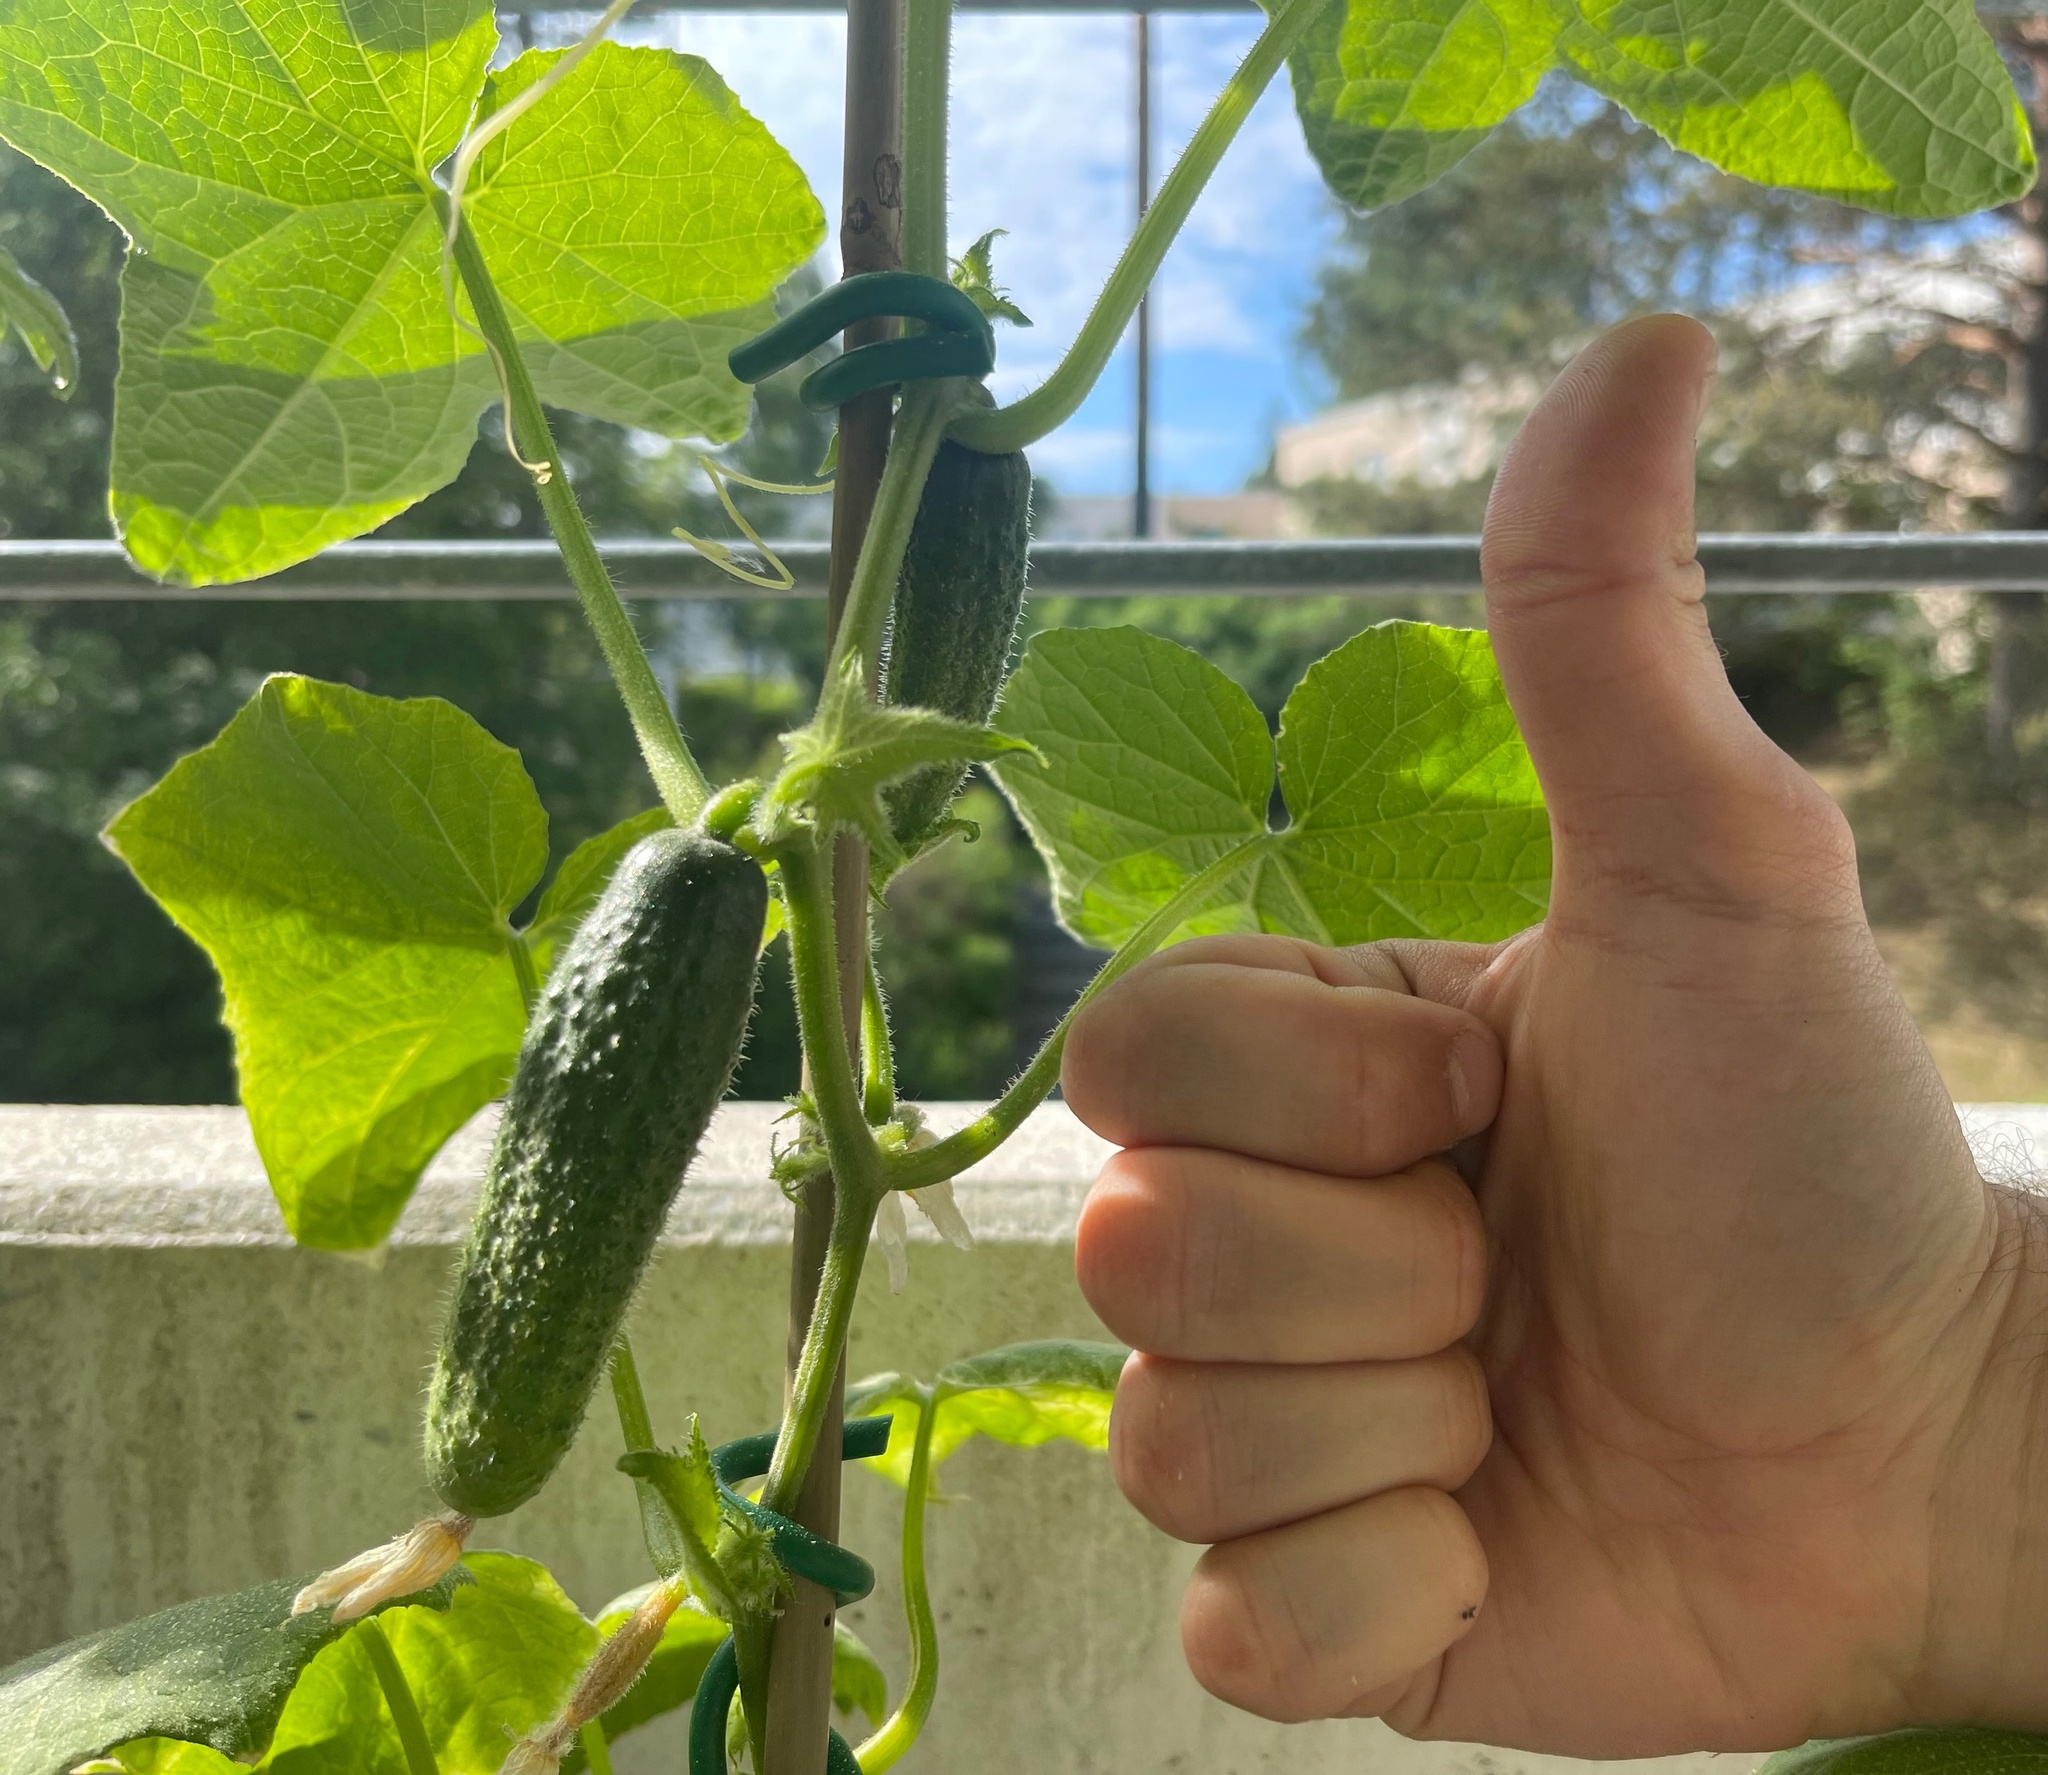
[729,271,996,410]
[688,1416,894,1775]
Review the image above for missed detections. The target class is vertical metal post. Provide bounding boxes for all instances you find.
[1134,7,1153,539]
[763,3,900,1771]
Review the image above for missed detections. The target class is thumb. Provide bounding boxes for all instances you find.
[1481,314,1843,911]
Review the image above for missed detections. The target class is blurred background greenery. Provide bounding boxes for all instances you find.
[6,52,2048,1105]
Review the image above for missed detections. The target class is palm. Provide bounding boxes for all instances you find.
[1415,843,1995,1753]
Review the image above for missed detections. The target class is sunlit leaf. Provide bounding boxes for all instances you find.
[1286,0,2032,220]
[105,676,543,1249]
[0,7,823,583]
[0,1570,462,1775]
[1760,1729,2048,1775]
[992,622,1549,952]
[849,1340,1126,1487]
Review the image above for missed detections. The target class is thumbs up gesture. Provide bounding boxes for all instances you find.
[1063,315,2048,1753]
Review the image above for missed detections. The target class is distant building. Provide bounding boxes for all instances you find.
[1272,367,1543,493]
[1037,491,1305,540]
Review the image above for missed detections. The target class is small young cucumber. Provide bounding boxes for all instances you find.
[882,438,1033,851]
[425,829,766,1519]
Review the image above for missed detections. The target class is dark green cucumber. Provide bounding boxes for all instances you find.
[882,437,1032,850]
[425,829,765,1518]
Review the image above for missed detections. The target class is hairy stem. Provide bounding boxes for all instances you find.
[825,379,959,688]
[358,1617,440,1775]
[886,836,1269,1190]
[765,842,886,1519]
[947,0,1333,454]
[763,1179,875,1519]
[901,0,953,280]
[446,214,710,822]
[862,952,897,1125]
[608,1337,655,1450]
[781,845,886,1198]
[856,1389,941,1773]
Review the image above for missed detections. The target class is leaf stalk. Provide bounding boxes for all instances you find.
[947,0,1335,454]
[444,212,712,823]
[885,835,1269,1191]
[855,1386,941,1773]
[358,1616,441,1775]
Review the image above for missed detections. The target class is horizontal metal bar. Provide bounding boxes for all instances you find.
[7,534,2048,601]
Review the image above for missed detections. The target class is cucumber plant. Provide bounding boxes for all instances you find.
[0,1,2034,1773]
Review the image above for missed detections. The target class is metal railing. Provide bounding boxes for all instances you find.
[8,534,2048,600]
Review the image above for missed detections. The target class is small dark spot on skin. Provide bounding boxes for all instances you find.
[844,196,873,235]
[365,1426,392,1446]
[295,1409,317,1424]
[1461,1606,1478,1621]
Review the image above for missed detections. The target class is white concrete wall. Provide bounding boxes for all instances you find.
[5,1102,2043,1774]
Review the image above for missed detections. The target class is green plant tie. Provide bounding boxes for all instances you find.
[687,1415,892,1774]
[728,271,994,411]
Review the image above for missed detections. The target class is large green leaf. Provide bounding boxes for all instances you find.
[244,1554,591,1775]
[992,622,1549,953]
[104,675,544,1250]
[986,626,1275,950]
[848,1340,1127,1487]
[0,5,823,584]
[0,1571,462,1775]
[1760,1730,2048,1775]
[1557,0,2034,217]
[1280,0,1557,211]
[1276,622,1550,943]
[1287,0,2032,219]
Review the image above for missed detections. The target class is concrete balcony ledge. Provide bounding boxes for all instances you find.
[0,1101,1117,1249]
[3,1100,2043,1775]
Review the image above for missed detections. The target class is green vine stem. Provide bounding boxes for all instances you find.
[445,210,712,823]
[886,835,1268,1191]
[901,0,953,280]
[579,1720,617,1775]
[764,842,887,1518]
[855,1389,941,1773]
[947,0,1333,455]
[763,1181,875,1519]
[358,1616,440,1775]
[825,378,961,686]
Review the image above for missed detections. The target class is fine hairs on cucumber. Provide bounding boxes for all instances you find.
[424,829,767,1519]
[882,437,1033,851]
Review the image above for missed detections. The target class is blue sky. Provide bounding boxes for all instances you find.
[613,9,1344,497]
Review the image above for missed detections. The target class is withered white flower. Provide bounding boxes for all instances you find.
[290,1512,472,1623]
[875,1186,911,1292]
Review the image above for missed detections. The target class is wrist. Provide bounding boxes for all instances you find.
[1909,1184,2048,1732]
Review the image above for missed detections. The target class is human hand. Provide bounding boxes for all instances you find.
[1061,314,2048,1756]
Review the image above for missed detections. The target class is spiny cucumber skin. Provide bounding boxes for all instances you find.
[425,830,766,1519]
[883,439,1032,849]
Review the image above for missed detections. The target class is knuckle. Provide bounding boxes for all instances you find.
[1110,1359,1227,1541]
[1075,1150,1197,1352]
[1181,1547,1325,1723]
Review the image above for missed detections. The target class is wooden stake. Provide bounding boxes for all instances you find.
[761,2,901,1769]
